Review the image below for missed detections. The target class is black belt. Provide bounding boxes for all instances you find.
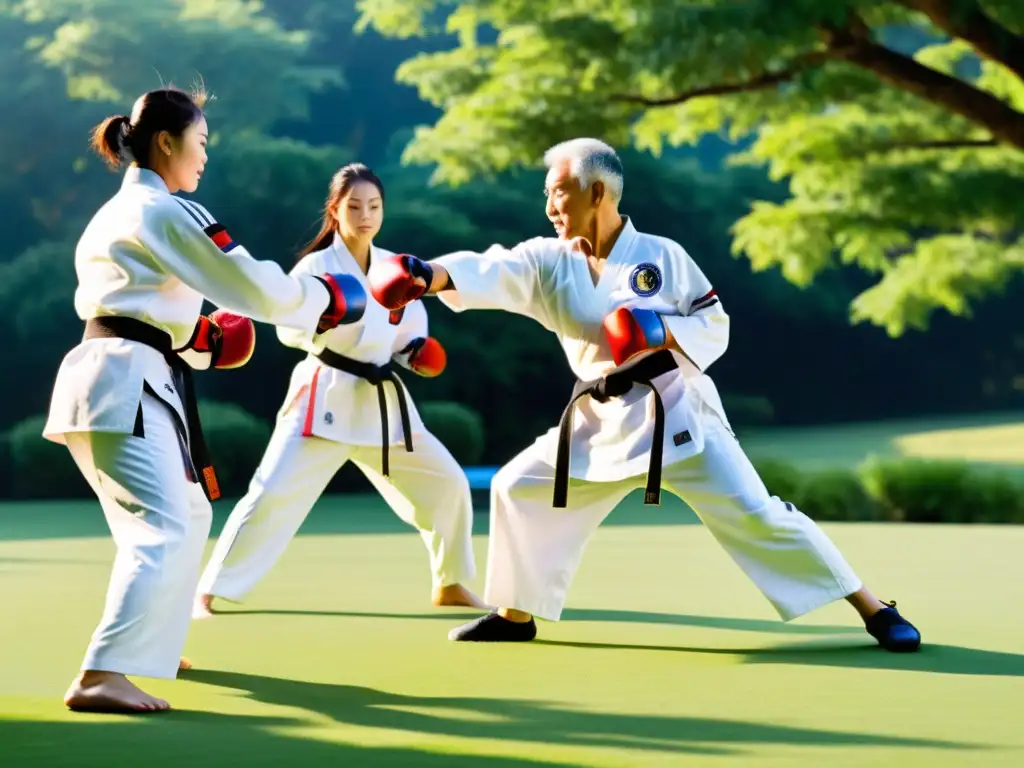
[314,348,413,477]
[83,316,220,501]
[553,349,678,509]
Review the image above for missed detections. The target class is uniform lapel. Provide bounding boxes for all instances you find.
[594,216,638,306]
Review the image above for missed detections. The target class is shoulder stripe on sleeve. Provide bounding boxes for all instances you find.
[173,197,207,227]
[203,222,239,253]
[690,289,719,312]
[178,198,214,227]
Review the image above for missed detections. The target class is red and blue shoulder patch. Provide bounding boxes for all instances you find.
[203,223,239,253]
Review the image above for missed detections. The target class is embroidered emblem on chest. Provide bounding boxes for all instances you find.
[629,263,662,297]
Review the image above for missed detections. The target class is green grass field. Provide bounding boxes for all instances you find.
[3,413,1024,766]
[740,409,1024,473]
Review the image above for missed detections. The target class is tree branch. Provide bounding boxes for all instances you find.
[896,0,1024,82]
[821,24,1024,150]
[609,52,834,107]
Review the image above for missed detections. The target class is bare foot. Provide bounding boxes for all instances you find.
[192,593,218,619]
[178,657,193,672]
[498,607,534,623]
[64,671,170,714]
[432,583,491,610]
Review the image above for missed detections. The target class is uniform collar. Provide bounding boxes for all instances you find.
[604,215,637,264]
[332,231,375,265]
[121,165,169,193]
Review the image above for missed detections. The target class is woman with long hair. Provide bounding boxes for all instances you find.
[42,85,366,714]
[194,163,486,617]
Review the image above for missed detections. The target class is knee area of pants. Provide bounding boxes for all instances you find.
[491,466,529,503]
[737,496,802,531]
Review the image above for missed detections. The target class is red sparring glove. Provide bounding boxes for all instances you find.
[315,272,367,333]
[603,307,668,366]
[367,254,434,310]
[179,309,256,370]
[399,336,447,377]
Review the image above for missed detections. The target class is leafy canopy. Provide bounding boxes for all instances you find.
[357,0,1024,335]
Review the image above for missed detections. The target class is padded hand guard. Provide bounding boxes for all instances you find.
[603,307,667,367]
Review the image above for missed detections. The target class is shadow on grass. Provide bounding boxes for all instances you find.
[0,712,575,767]
[219,606,856,637]
[532,638,1024,678]
[168,669,974,757]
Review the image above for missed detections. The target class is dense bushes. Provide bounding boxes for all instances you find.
[754,456,1024,524]
[1,400,272,500]
[1,401,1023,525]
[418,401,485,466]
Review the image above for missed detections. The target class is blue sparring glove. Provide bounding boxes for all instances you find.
[315,272,367,333]
[603,306,668,366]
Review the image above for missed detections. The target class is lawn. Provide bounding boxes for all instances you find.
[739,410,1024,473]
[2,486,1023,767]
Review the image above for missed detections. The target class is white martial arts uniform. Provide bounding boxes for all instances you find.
[196,234,475,603]
[42,166,332,679]
[434,216,862,622]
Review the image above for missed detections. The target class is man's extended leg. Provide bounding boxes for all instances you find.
[448,442,634,641]
[663,413,920,652]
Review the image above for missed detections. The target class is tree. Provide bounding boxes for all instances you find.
[357,0,1024,335]
[0,0,343,251]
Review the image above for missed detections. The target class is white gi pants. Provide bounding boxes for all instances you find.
[196,415,476,602]
[65,390,212,679]
[486,412,863,622]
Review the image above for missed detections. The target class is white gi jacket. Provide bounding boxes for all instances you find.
[435,216,731,483]
[276,233,428,445]
[43,166,330,444]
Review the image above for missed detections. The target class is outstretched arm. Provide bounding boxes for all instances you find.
[146,198,365,335]
[367,241,553,329]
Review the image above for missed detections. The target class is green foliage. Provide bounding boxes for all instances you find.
[859,457,1024,524]
[197,399,272,498]
[750,455,1024,524]
[1,402,270,500]
[4,415,89,499]
[359,0,1024,333]
[752,458,802,502]
[797,469,881,522]
[8,0,340,130]
[417,400,485,465]
[720,395,775,428]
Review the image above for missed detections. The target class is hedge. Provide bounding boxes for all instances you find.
[754,456,1024,524]
[2,402,1023,524]
[417,401,485,466]
[2,400,272,500]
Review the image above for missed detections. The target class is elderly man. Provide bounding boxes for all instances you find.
[367,138,920,652]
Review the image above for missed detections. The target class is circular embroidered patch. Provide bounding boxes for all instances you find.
[629,263,662,297]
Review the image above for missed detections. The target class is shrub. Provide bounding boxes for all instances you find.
[197,399,273,498]
[418,401,485,466]
[859,457,1024,524]
[5,414,92,499]
[797,469,882,522]
[752,458,802,501]
[721,394,775,428]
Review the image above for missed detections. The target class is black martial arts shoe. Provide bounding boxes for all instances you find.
[448,611,538,642]
[865,600,921,652]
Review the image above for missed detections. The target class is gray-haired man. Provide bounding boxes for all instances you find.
[367,138,921,651]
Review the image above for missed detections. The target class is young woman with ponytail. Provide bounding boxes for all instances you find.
[194,163,487,620]
[42,86,368,714]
